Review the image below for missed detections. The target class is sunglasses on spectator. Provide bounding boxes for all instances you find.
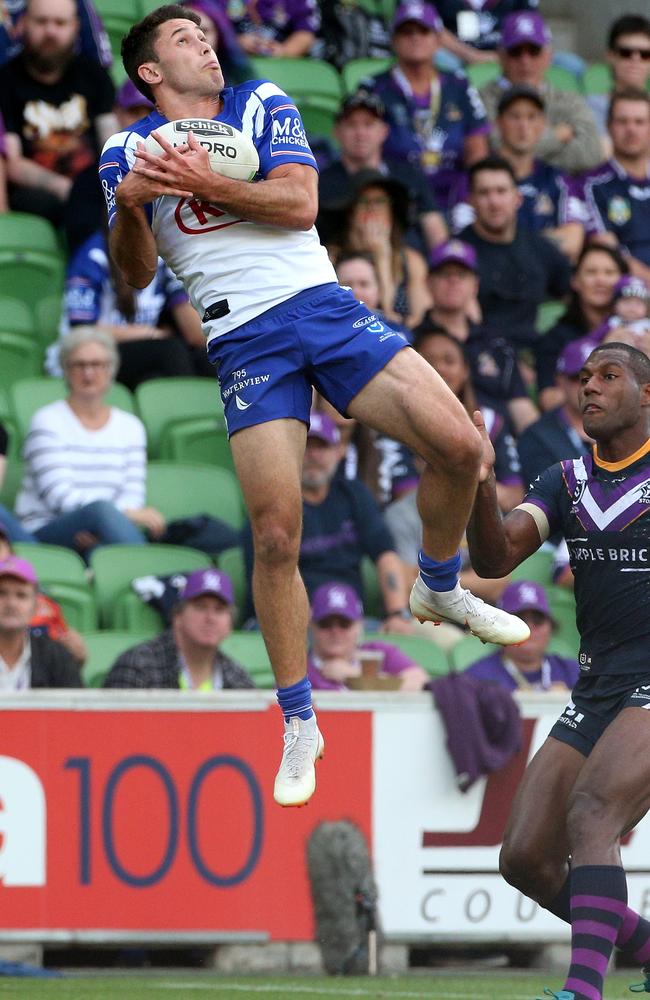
[507,43,543,58]
[614,45,650,60]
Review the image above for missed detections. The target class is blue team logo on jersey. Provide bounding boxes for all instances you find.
[607,196,631,226]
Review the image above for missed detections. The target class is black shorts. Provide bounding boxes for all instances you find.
[550,673,650,757]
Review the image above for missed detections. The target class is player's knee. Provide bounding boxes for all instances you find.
[499,840,554,896]
[422,417,481,475]
[251,514,300,568]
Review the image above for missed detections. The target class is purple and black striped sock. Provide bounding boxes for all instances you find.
[548,871,650,967]
[564,864,627,1000]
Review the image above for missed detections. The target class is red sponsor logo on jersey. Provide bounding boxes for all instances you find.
[174,197,244,234]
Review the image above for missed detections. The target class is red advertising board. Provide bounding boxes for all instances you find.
[0,701,372,938]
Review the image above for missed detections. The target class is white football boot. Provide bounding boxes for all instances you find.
[410,575,530,645]
[273,715,325,807]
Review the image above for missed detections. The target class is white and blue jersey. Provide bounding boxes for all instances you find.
[98,79,336,344]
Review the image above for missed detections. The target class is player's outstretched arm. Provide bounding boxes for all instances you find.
[466,411,543,579]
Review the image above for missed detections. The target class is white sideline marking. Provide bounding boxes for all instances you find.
[153,985,528,999]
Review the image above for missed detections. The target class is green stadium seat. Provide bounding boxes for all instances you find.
[9,377,134,441]
[0,333,42,390]
[13,542,97,632]
[159,418,234,473]
[42,581,98,632]
[220,630,274,688]
[341,58,393,95]
[582,62,611,96]
[296,96,339,140]
[536,299,565,334]
[0,214,64,324]
[546,585,580,655]
[146,461,246,530]
[509,550,555,586]
[90,543,211,627]
[0,297,35,338]
[361,555,382,619]
[249,56,343,104]
[135,377,224,456]
[379,633,449,676]
[217,546,247,625]
[449,634,498,670]
[12,542,87,586]
[94,0,137,60]
[82,629,156,687]
[35,293,64,345]
[467,62,500,89]
[544,65,581,93]
[0,458,24,509]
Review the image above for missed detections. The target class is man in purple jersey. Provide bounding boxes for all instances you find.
[467,342,650,1000]
[104,4,529,810]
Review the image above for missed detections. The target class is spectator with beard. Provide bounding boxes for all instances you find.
[0,0,116,240]
[0,0,111,67]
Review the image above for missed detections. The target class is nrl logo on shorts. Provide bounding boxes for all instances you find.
[175,120,235,137]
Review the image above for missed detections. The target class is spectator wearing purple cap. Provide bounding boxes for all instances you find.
[413,239,538,433]
[114,79,153,130]
[433,0,538,66]
[308,581,428,692]
[465,580,579,692]
[517,338,593,487]
[226,0,319,58]
[361,1,490,211]
[317,88,447,255]
[241,410,413,633]
[567,90,650,283]
[104,567,255,690]
[459,156,572,347]
[0,555,82,688]
[479,11,602,175]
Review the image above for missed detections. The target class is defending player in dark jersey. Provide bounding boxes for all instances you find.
[467,342,650,1000]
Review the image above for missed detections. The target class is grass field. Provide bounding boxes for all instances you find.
[0,972,640,1000]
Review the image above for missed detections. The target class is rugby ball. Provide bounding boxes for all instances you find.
[144,118,259,181]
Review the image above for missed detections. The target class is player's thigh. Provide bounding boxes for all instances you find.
[346,347,478,462]
[569,706,650,833]
[501,735,585,868]
[229,417,306,527]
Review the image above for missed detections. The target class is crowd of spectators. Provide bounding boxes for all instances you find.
[0,0,649,691]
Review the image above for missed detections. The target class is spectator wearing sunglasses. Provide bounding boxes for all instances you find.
[479,11,602,174]
[587,15,650,144]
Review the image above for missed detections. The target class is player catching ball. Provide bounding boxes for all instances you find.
[100,4,528,809]
[468,343,650,1000]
